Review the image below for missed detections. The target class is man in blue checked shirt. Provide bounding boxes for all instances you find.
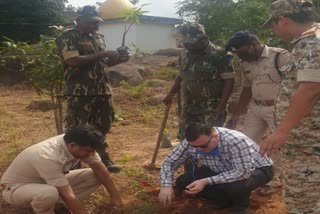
[158,123,273,214]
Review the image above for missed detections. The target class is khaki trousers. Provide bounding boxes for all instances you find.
[242,102,281,184]
[1,169,100,214]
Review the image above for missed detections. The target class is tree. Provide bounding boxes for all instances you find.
[0,27,65,134]
[0,0,67,43]
[177,0,275,45]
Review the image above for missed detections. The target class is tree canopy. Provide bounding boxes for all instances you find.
[0,0,67,43]
[177,0,320,46]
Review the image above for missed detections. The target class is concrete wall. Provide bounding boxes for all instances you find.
[99,22,177,52]
[135,23,177,53]
[99,22,137,51]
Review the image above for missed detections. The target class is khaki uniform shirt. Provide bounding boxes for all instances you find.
[0,135,101,187]
[275,23,320,146]
[241,45,289,100]
[56,27,112,96]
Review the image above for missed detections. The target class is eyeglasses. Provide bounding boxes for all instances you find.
[191,134,214,149]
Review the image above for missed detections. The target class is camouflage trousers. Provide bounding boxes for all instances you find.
[280,143,320,214]
[178,101,226,140]
[65,95,115,136]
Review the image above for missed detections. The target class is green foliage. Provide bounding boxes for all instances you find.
[152,67,178,81]
[132,203,155,214]
[0,27,65,134]
[0,37,33,72]
[0,0,67,42]
[120,80,147,100]
[177,0,277,46]
[129,43,151,58]
[119,4,149,46]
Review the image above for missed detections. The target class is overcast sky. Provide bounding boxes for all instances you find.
[66,0,181,18]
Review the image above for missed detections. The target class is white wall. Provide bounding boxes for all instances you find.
[99,22,137,51]
[135,23,177,53]
[99,22,177,52]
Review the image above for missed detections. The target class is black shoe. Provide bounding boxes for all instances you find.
[107,164,122,173]
[104,159,122,173]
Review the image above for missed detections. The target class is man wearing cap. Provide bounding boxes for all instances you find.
[0,125,123,214]
[163,22,235,140]
[56,5,129,173]
[158,122,273,214]
[225,31,289,194]
[260,0,320,212]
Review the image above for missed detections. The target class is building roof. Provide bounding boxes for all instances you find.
[102,15,183,25]
[99,0,134,20]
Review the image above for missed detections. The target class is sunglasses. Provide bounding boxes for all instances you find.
[191,134,214,149]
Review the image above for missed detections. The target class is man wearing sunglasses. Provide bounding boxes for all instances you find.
[158,123,273,214]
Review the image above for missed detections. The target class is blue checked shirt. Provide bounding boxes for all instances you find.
[160,127,273,187]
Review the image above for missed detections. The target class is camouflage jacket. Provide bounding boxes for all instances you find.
[179,42,234,105]
[275,23,320,146]
[56,27,112,96]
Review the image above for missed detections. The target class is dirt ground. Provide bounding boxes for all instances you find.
[0,81,287,214]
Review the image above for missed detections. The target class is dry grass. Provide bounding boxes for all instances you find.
[0,83,286,214]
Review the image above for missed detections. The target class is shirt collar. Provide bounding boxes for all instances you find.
[58,135,76,162]
[289,23,320,49]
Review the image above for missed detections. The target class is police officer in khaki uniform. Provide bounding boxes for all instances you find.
[0,125,123,214]
[56,6,129,172]
[260,0,320,213]
[225,31,289,193]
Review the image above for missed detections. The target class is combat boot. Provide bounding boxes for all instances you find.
[97,143,121,173]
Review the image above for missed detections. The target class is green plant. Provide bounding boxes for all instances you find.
[152,67,178,81]
[129,43,151,58]
[133,203,156,214]
[119,81,147,101]
[118,4,149,46]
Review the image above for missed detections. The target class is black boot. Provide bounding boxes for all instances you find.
[97,143,121,173]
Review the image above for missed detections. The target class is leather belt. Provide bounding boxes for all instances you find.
[253,98,275,106]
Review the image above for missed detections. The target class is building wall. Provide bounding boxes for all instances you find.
[135,23,177,53]
[99,22,137,51]
[99,22,177,52]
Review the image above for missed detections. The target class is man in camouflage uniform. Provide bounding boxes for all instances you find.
[163,23,235,140]
[56,6,129,173]
[225,31,289,194]
[260,0,320,213]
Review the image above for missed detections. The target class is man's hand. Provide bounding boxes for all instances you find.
[184,178,209,195]
[116,46,130,63]
[158,187,174,207]
[259,131,288,157]
[226,115,240,129]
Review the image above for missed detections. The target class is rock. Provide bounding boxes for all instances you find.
[147,94,165,106]
[26,100,54,112]
[108,62,143,87]
[153,48,183,57]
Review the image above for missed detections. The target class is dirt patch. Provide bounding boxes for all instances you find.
[0,81,286,214]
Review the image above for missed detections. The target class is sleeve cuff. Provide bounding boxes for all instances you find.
[297,69,320,83]
[62,50,79,61]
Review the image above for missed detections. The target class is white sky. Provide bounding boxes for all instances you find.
[66,0,181,18]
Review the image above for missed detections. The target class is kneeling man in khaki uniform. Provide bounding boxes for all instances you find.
[0,124,123,214]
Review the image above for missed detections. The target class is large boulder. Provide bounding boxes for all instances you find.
[108,62,143,87]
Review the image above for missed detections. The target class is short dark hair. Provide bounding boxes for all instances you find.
[185,122,213,142]
[63,124,105,150]
[225,31,259,52]
[284,11,315,23]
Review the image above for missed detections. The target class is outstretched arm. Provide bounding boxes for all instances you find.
[90,162,123,207]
